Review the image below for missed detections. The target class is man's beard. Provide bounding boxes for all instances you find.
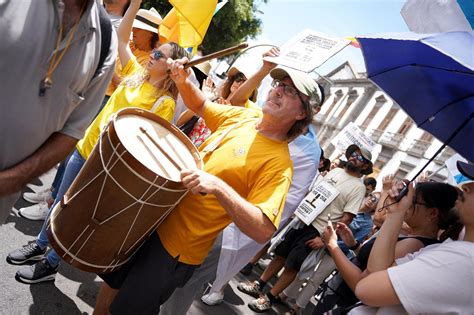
[346,161,362,174]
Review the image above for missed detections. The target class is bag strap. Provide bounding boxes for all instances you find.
[94,5,113,78]
[150,95,173,113]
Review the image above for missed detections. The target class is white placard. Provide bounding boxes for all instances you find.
[295,181,339,225]
[331,122,377,153]
[264,29,351,73]
[445,153,469,185]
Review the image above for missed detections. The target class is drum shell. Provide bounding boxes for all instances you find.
[48,108,202,273]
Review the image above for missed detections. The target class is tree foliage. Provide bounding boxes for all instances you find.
[141,0,263,55]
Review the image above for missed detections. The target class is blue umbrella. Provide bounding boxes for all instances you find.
[357,31,474,162]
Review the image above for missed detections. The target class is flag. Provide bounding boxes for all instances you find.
[159,0,218,50]
[345,36,360,48]
[401,0,473,33]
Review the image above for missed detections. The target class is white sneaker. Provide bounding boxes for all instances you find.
[201,291,224,306]
[26,183,47,193]
[18,202,49,221]
[23,188,52,204]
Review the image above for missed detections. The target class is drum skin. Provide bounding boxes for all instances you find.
[47,108,202,273]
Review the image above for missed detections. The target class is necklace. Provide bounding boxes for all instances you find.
[39,0,87,96]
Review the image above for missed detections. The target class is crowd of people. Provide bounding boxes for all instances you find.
[0,0,473,314]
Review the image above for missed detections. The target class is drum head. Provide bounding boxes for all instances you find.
[114,113,199,182]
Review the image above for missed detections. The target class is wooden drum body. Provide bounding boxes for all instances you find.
[47,108,202,273]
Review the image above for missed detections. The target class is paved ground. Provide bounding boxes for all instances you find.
[0,170,317,314]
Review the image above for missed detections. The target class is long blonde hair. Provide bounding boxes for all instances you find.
[121,42,189,99]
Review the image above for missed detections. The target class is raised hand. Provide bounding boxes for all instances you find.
[261,47,280,72]
[336,222,357,247]
[167,57,190,84]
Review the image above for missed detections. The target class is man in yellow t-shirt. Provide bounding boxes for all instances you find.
[95,59,325,314]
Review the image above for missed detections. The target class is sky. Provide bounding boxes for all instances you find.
[248,0,410,75]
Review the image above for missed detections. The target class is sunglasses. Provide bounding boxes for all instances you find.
[151,49,166,60]
[351,151,368,163]
[233,73,246,83]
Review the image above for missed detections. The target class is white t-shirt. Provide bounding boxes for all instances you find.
[350,239,474,314]
[311,168,365,233]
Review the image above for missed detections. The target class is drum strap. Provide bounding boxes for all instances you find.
[201,118,258,155]
[150,95,174,113]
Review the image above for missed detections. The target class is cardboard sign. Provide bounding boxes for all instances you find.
[331,122,377,153]
[295,180,339,225]
[264,29,350,73]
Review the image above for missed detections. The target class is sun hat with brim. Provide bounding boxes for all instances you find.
[226,65,259,101]
[193,61,212,77]
[270,67,323,107]
[345,144,374,175]
[132,8,162,34]
[226,66,255,81]
[456,161,474,186]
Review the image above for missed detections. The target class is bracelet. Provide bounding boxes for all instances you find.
[348,240,360,250]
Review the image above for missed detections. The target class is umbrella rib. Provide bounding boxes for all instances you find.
[418,93,474,127]
[372,64,474,77]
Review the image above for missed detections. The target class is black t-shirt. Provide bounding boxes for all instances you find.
[354,236,439,270]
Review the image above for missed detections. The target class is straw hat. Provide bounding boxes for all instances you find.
[227,65,254,81]
[193,61,212,77]
[132,8,162,34]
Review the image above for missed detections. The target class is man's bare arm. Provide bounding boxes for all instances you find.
[0,133,76,196]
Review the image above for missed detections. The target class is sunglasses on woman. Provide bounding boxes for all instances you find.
[233,73,246,83]
[151,49,166,60]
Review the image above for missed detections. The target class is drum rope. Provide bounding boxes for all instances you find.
[116,175,161,255]
[123,191,189,256]
[60,224,92,259]
[94,129,185,207]
[66,134,127,203]
[68,228,97,265]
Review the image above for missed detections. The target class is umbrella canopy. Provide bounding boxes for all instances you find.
[357,31,474,161]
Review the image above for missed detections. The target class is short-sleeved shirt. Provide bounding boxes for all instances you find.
[311,168,365,234]
[0,0,116,217]
[188,99,262,148]
[282,125,321,224]
[76,56,175,159]
[388,240,474,314]
[105,42,150,96]
[350,240,474,315]
[158,101,293,265]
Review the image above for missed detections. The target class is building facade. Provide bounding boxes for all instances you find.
[314,62,455,186]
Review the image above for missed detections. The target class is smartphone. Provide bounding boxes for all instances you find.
[395,181,409,202]
[370,195,378,203]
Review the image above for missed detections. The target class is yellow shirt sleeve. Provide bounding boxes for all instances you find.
[247,165,292,228]
[121,56,142,77]
[152,97,176,123]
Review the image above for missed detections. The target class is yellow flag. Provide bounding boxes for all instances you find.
[159,0,218,49]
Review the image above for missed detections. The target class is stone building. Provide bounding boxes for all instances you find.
[314,61,455,185]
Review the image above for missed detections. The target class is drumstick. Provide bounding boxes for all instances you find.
[183,42,249,69]
[139,128,207,196]
[139,126,183,172]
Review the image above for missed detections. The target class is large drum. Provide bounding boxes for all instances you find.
[47,108,202,273]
